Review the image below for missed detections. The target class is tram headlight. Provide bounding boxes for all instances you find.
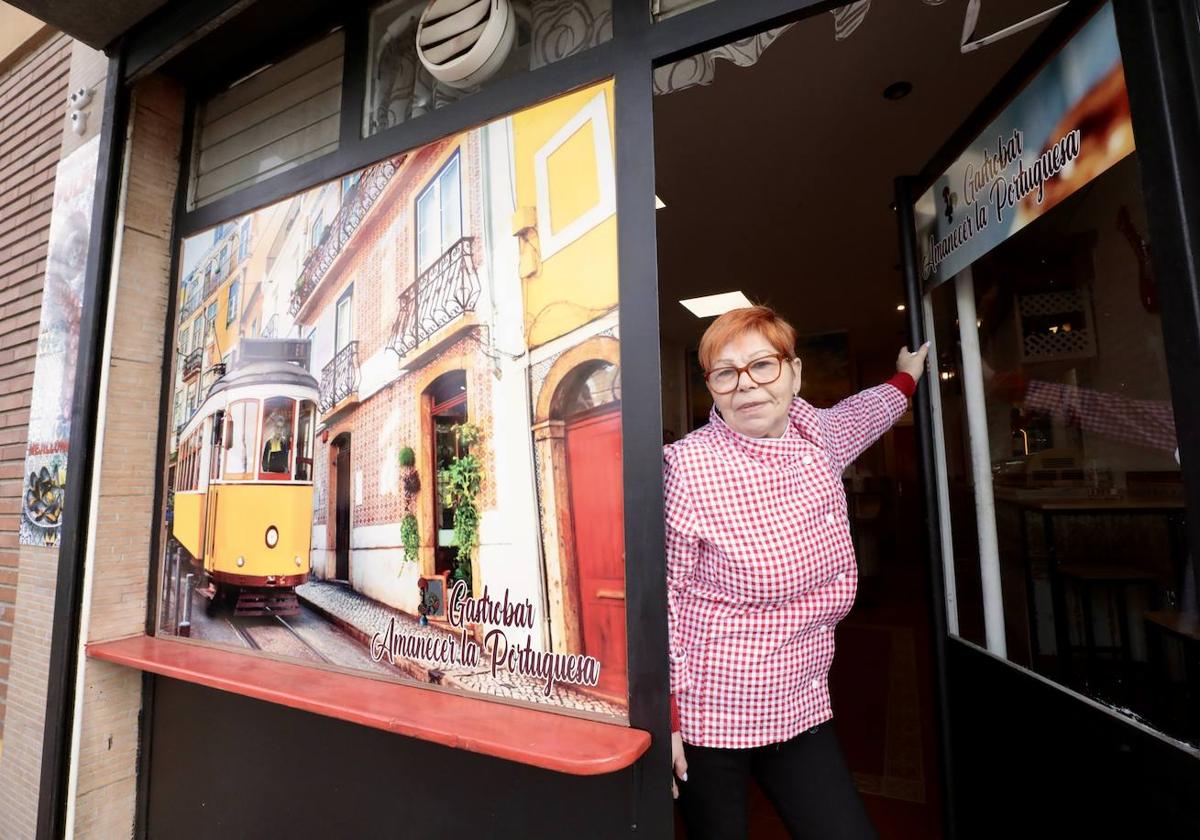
[236,556,245,567]
[294,556,302,568]
[265,526,279,548]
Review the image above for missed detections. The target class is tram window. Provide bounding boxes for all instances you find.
[209,419,221,481]
[260,397,295,477]
[224,400,258,479]
[295,400,315,481]
[192,431,201,489]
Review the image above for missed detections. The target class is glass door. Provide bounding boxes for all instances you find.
[902,3,1197,747]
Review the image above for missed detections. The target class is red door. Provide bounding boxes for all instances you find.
[565,405,627,701]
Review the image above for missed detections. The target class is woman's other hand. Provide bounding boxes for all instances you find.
[896,342,930,383]
[671,731,688,799]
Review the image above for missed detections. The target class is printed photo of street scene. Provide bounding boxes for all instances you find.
[157,81,627,721]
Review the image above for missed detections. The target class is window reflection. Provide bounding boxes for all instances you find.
[929,154,1196,745]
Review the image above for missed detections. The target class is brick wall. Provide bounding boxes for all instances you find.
[0,29,71,741]
[69,74,184,840]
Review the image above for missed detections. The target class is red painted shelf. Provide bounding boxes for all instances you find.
[88,634,650,776]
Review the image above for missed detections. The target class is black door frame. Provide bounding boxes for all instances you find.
[895,0,1200,835]
[39,1,1200,838]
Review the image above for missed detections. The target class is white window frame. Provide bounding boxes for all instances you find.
[416,152,463,272]
[533,89,616,261]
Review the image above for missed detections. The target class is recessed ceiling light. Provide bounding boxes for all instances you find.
[883,81,913,101]
[680,291,753,318]
[896,304,906,311]
[655,195,666,210]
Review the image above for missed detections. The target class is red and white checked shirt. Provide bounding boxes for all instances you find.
[664,374,913,748]
[1024,379,1177,455]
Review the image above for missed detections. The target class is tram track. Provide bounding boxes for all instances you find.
[225,612,333,665]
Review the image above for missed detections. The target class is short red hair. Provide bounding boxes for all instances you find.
[698,305,797,372]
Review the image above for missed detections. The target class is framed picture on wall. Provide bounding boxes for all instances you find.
[154,80,629,723]
[796,330,853,409]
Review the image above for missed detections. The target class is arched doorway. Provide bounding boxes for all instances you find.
[556,360,626,701]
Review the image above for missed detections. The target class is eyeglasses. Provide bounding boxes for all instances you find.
[704,353,790,394]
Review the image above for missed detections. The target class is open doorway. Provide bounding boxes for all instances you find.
[654,2,1066,837]
[333,432,351,582]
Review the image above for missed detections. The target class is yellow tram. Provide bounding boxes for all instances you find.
[173,352,318,616]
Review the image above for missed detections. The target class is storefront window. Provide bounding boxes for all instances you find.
[363,0,612,136]
[159,80,627,722]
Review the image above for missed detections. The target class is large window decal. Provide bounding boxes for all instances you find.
[158,81,627,722]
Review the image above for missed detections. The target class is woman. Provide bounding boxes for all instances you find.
[664,305,927,839]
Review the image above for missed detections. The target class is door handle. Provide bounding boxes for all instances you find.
[596,589,625,600]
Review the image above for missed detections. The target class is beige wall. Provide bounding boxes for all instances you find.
[0,3,49,70]
[68,73,185,840]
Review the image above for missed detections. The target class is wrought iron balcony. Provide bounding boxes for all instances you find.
[290,158,401,318]
[389,237,481,358]
[181,348,203,381]
[319,341,359,413]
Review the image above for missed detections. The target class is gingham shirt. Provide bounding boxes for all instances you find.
[664,376,912,748]
[1025,379,1176,454]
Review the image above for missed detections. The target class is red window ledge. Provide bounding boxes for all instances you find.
[88,635,650,776]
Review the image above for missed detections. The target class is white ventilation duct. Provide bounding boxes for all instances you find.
[416,0,516,90]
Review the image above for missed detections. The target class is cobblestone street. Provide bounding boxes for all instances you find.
[297,580,624,718]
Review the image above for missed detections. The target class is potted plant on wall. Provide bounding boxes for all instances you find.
[445,422,482,590]
[399,446,420,566]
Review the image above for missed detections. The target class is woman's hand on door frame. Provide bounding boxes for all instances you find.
[671,731,688,799]
[896,342,930,383]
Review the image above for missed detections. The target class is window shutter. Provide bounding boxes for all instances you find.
[190,31,345,208]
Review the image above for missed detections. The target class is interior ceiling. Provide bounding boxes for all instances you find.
[653,0,1062,378]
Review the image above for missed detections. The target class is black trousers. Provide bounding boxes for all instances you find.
[677,721,879,840]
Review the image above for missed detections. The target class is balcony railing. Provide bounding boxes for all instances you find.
[261,313,278,339]
[290,158,401,317]
[389,237,481,358]
[320,341,359,413]
[181,348,203,381]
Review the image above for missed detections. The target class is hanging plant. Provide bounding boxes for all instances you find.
[401,513,420,565]
[399,445,420,514]
[402,469,421,512]
[399,446,416,468]
[445,422,483,589]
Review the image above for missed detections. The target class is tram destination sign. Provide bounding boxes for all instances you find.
[916,3,1134,289]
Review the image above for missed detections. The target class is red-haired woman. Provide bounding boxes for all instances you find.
[665,305,927,839]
